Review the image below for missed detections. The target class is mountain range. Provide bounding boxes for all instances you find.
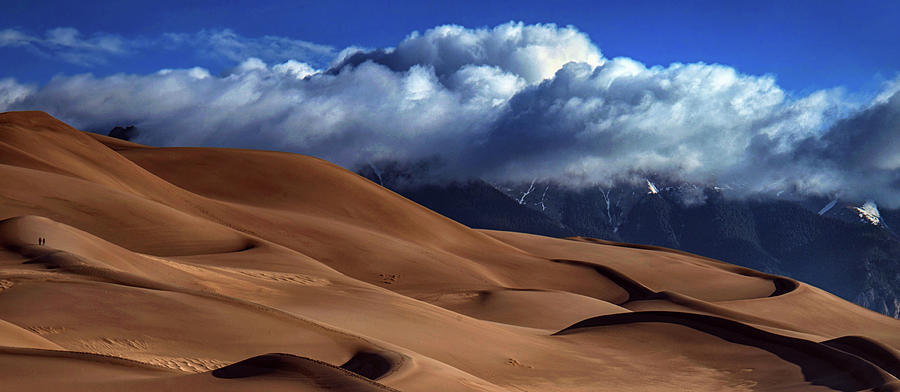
[358,165,900,318]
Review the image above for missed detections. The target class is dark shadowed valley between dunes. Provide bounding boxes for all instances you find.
[0,111,899,391]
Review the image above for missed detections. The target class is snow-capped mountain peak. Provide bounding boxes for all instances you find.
[853,200,884,226]
[646,179,659,195]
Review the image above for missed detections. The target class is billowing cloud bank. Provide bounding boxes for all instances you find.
[2,22,899,205]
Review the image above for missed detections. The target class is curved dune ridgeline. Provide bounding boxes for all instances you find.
[0,111,898,391]
[553,311,897,391]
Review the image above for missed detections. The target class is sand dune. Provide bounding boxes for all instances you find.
[0,111,898,391]
[554,311,896,391]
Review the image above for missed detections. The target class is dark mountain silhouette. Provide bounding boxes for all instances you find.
[107,125,140,141]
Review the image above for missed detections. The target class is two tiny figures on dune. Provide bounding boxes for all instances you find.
[37,237,46,246]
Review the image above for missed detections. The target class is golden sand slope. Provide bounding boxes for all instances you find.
[0,111,898,391]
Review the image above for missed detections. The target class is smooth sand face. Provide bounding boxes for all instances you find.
[0,111,898,391]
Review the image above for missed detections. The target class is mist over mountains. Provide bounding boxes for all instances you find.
[2,22,900,206]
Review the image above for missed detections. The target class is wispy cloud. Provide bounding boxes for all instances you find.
[163,29,335,67]
[0,27,127,66]
[0,28,38,47]
[0,27,335,68]
[1,22,898,206]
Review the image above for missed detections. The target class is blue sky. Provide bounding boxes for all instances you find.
[2,0,898,96]
[2,1,900,204]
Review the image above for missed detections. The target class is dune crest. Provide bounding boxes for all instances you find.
[0,111,898,391]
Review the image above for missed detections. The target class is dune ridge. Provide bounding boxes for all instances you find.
[0,111,897,391]
[554,311,896,391]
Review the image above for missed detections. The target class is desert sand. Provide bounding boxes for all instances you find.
[0,110,897,391]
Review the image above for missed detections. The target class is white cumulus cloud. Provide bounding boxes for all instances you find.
[332,22,604,83]
[2,22,899,206]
